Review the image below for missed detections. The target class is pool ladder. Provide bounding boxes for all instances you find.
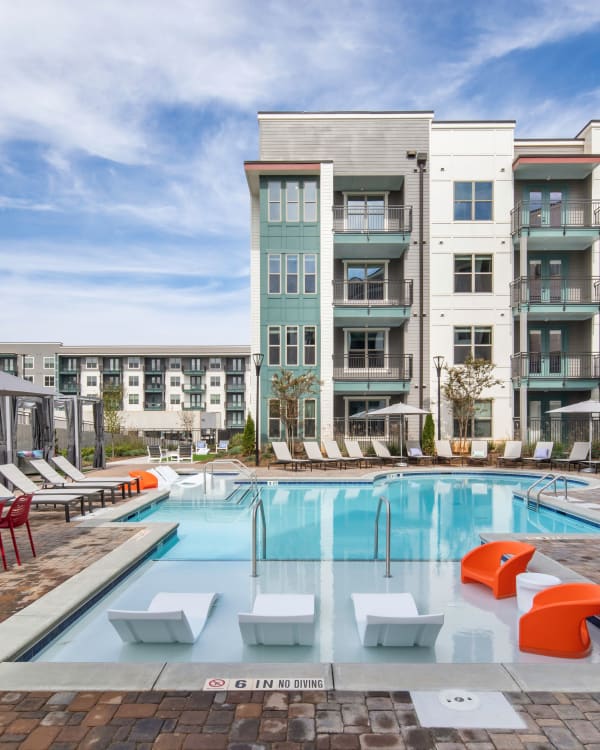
[251,489,266,577]
[374,496,392,577]
[526,473,568,511]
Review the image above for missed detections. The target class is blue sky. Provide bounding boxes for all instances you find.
[1,0,599,345]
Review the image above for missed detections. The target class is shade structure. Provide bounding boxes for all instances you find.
[546,400,600,470]
[0,372,55,465]
[0,371,55,397]
[351,402,430,461]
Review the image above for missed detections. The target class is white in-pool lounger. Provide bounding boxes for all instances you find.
[238,593,315,646]
[351,592,444,647]
[108,592,218,644]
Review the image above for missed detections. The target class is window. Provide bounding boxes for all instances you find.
[454,255,493,293]
[43,357,55,369]
[267,253,281,294]
[210,376,220,387]
[347,399,386,437]
[23,356,34,369]
[454,326,492,363]
[286,181,299,221]
[231,358,244,371]
[347,330,385,368]
[44,375,55,387]
[147,358,161,371]
[189,358,202,371]
[454,182,493,221]
[268,399,281,438]
[128,393,139,405]
[210,393,221,405]
[170,394,181,405]
[304,399,316,438]
[346,263,385,301]
[86,358,98,369]
[105,357,120,371]
[170,376,181,387]
[304,254,316,294]
[268,326,281,366]
[286,255,298,294]
[304,326,316,365]
[24,375,34,383]
[453,400,492,438]
[169,358,181,370]
[268,180,281,222]
[347,194,385,231]
[209,358,221,370]
[86,376,97,387]
[128,357,140,369]
[129,375,139,387]
[286,326,298,366]
[304,180,317,222]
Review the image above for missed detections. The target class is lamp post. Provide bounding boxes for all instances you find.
[253,353,264,467]
[433,356,444,440]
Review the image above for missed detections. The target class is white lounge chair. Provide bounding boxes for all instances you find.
[551,442,589,471]
[467,440,488,466]
[195,440,210,455]
[216,440,229,453]
[351,592,444,647]
[405,441,434,465]
[344,439,382,468]
[271,442,311,471]
[177,443,194,463]
[496,441,522,467]
[303,441,340,469]
[435,440,463,465]
[0,479,87,522]
[108,592,218,644]
[523,441,554,467]
[147,445,163,463]
[323,440,361,467]
[50,455,140,495]
[238,593,315,646]
[29,459,120,502]
[371,439,399,465]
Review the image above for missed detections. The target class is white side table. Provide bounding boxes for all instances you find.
[516,572,561,612]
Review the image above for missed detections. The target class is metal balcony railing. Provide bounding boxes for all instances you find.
[511,352,600,380]
[144,401,165,410]
[333,354,413,381]
[332,279,413,306]
[510,277,600,307]
[511,200,600,233]
[333,205,412,234]
[182,384,205,393]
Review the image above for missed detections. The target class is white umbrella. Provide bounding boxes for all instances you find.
[546,400,600,470]
[351,402,430,464]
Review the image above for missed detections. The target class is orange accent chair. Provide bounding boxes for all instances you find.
[519,582,600,658]
[0,494,36,568]
[461,540,536,599]
[129,470,158,490]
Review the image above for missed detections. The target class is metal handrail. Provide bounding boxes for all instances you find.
[374,495,392,578]
[251,492,266,577]
[525,473,567,510]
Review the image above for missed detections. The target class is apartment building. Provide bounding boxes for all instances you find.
[246,112,600,447]
[0,343,251,437]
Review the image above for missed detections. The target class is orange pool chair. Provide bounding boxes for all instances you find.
[461,540,536,599]
[129,470,158,490]
[519,582,600,658]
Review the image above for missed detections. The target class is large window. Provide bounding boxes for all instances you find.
[347,399,386,437]
[43,357,55,369]
[304,181,317,222]
[454,182,493,221]
[286,255,298,294]
[86,376,97,387]
[286,326,298,366]
[268,326,281,366]
[453,400,492,438]
[286,181,299,221]
[304,326,316,366]
[23,356,34,369]
[268,254,281,294]
[304,254,316,294]
[454,326,492,363]
[44,375,55,387]
[346,194,385,231]
[304,399,316,438]
[346,263,385,301]
[268,181,281,221]
[347,330,385,368]
[268,399,281,439]
[454,255,492,293]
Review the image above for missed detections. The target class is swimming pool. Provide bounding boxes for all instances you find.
[131,472,598,562]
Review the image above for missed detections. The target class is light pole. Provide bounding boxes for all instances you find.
[253,353,264,467]
[433,355,444,440]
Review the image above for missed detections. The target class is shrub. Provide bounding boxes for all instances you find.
[242,414,256,455]
[421,413,435,456]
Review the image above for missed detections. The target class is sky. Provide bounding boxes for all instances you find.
[0,0,599,346]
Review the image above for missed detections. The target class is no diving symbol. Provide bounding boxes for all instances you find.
[206,678,227,690]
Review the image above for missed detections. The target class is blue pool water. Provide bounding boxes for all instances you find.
[130,473,598,562]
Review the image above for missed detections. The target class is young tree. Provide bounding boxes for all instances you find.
[103,384,123,458]
[421,412,435,457]
[242,412,256,456]
[441,356,502,451]
[270,368,322,449]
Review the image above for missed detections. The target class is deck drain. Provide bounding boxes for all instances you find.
[438,689,480,711]
[411,690,526,729]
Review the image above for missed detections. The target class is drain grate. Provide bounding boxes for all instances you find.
[411,689,526,729]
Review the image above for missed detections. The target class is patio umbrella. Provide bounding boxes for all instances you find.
[546,400,600,470]
[351,402,430,463]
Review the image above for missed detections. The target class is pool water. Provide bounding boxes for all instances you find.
[131,473,597,562]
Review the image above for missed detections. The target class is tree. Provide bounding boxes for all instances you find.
[270,368,322,449]
[421,412,435,457]
[103,384,123,458]
[179,409,196,440]
[441,356,502,451]
[242,412,256,456]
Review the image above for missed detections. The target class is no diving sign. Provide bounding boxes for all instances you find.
[204,676,325,691]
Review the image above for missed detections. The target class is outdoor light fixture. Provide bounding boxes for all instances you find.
[433,355,444,440]
[252,353,264,467]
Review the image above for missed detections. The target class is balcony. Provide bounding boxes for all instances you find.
[225,364,246,374]
[144,384,164,392]
[144,401,165,410]
[511,352,600,389]
[510,277,600,320]
[182,403,205,411]
[226,401,244,410]
[511,200,600,249]
[226,383,245,393]
[333,354,412,394]
[333,279,413,326]
[183,384,205,393]
[333,205,412,259]
[183,365,205,375]
[59,383,80,395]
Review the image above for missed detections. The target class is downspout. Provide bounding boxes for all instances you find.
[417,153,428,422]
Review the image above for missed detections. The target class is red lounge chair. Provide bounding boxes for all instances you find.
[461,540,536,599]
[0,494,36,568]
[519,582,600,658]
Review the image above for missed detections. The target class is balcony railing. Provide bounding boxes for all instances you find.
[226,402,245,410]
[333,279,413,306]
[183,403,205,411]
[144,384,164,392]
[513,415,600,445]
[333,205,412,234]
[144,402,165,410]
[59,383,79,394]
[511,352,600,380]
[182,384,205,393]
[511,200,600,234]
[333,354,413,381]
[226,384,245,392]
[510,277,600,307]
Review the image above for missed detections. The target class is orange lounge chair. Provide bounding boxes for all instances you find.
[519,582,600,658]
[460,540,536,599]
[129,470,158,490]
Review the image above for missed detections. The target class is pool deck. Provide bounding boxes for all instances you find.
[1,458,600,747]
